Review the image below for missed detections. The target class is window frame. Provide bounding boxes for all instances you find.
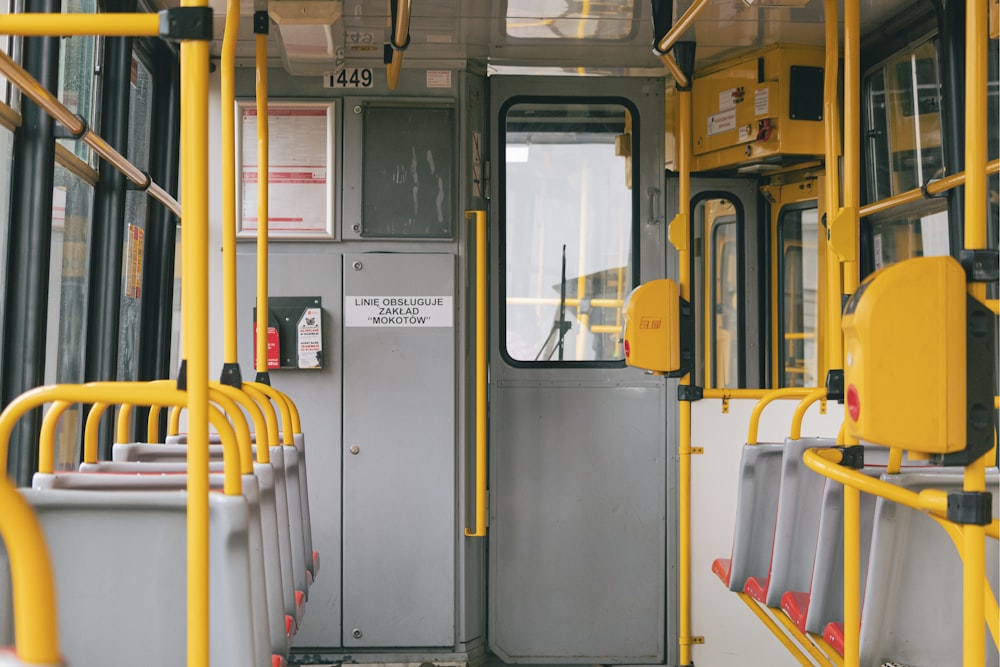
[498,94,640,369]
[775,201,820,389]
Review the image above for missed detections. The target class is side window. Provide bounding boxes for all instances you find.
[692,196,742,388]
[57,0,98,165]
[117,54,153,382]
[502,100,635,364]
[864,38,943,202]
[778,206,819,388]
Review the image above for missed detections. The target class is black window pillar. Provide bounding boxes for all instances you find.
[135,39,179,440]
[1,0,61,486]
[84,0,136,460]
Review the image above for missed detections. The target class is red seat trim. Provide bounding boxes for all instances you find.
[711,558,732,586]
[780,590,810,633]
[743,575,769,604]
[823,622,845,656]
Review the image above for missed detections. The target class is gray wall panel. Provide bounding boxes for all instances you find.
[342,252,456,647]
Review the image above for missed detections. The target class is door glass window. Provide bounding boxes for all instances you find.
[503,101,634,364]
[710,214,738,388]
[778,206,819,388]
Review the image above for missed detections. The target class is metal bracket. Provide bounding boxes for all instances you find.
[960,249,1000,283]
[219,363,243,389]
[920,177,948,200]
[253,10,269,35]
[53,114,87,140]
[158,7,213,41]
[691,447,704,455]
[946,491,993,526]
[834,445,865,469]
[721,397,729,413]
[678,385,703,402]
[825,369,845,403]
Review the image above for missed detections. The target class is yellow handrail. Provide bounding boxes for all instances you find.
[823,0,843,379]
[0,475,60,663]
[147,404,162,443]
[221,0,240,367]
[0,12,158,35]
[239,382,280,451]
[858,159,1000,218]
[654,0,709,62]
[211,382,272,454]
[789,388,828,440]
[248,381,295,445]
[465,210,487,538]
[38,400,72,474]
[254,23,270,380]
[746,388,820,445]
[169,403,182,436]
[385,0,411,91]
[84,402,111,464]
[0,48,180,217]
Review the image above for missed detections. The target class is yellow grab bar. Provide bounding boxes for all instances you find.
[789,388,828,440]
[169,403,182,436]
[38,400,72,475]
[254,23,270,381]
[465,210,487,538]
[84,402,111,465]
[746,388,819,445]
[859,159,1000,218]
[239,382,280,451]
[653,0,709,61]
[0,475,60,663]
[0,12,158,35]
[211,382,272,455]
[385,0,411,91]
[220,0,240,368]
[147,404,162,443]
[248,381,295,446]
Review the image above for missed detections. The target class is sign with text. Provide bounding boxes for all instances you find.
[345,296,453,328]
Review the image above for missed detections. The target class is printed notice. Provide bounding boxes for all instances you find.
[345,296,453,328]
[707,108,737,136]
[124,224,144,299]
[241,104,332,235]
[297,307,322,368]
[426,70,452,88]
[754,87,769,116]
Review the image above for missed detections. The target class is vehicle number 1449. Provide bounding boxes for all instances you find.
[326,67,373,89]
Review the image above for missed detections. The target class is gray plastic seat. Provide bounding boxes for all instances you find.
[33,470,280,665]
[744,437,834,607]
[712,441,784,591]
[293,432,318,581]
[0,489,255,667]
[859,470,999,667]
[110,443,303,633]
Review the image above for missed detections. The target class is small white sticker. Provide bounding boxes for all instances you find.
[738,124,753,143]
[296,307,322,369]
[707,108,737,136]
[873,234,884,271]
[719,88,737,111]
[754,87,769,116]
[426,70,452,88]
[345,296,454,328]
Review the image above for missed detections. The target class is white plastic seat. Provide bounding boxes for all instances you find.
[744,437,834,607]
[859,469,999,666]
[32,471,278,665]
[0,489,255,667]
[712,441,784,591]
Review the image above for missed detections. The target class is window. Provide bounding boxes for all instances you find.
[868,207,950,271]
[710,213,738,388]
[57,0,98,164]
[778,206,819,388]
[505,0,634,40]
[502,100,634,364]
[117,54,153,382]
[46,163,93,468]
[864,39,943,201]
[0,126,13,362]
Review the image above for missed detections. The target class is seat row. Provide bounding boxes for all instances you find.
[0,382,317,667]
[714,434,999,666]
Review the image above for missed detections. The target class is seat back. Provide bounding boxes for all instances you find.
[859,470,999,667]
[724,442,784,592]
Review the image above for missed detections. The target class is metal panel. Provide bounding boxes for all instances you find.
[342,252,456,647]
[491,384,665,663]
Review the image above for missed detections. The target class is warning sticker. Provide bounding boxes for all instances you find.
[754,87,769,116]
[707,108,737,136]
[297,307,322,368]
[345,296,453,328]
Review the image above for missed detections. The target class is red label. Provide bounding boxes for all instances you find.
[846,384,860,422]
[253,323,280,369]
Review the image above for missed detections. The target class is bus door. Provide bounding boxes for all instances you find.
[487,75,668,664]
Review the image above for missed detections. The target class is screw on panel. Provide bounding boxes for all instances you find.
[349,445,360,455]
[352,628,362,639]
[353,261,363,270]
[354,105,362,114]
[352,224,361,233]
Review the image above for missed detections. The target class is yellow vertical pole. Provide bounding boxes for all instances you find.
[962,3,989,666]
[674,84,694,667]
[179,0,212,664]
[823,0,843,372]
[220,0,240,367]
[255,19,270,381]
[842,0,860,296]
[465,210,488,537]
